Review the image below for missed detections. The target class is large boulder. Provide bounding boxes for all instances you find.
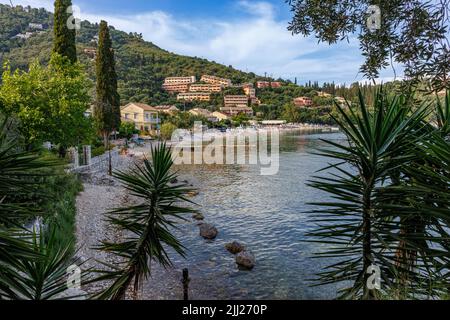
[225,241,245,254]
[236,251,256,270]
[199,223,218,239]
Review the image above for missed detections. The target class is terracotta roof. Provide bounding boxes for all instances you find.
[122,102,157,111]
[154,105,179,110]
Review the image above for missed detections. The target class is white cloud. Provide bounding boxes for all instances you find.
[1,0,401,83]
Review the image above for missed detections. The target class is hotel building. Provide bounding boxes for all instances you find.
[164,76,196,85]
[220,105,254,117]
[162,83,190,93]
[189,83,223,93]
[177,92,211,102]
[224,95,250,108]
[294,97,313,107]
[201,75,232,87]
[256,81,271,89]
[270,82,282,88]
[257,81,282,89]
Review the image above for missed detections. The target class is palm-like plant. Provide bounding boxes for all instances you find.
[306,89,444,299]
[93,143,197,300]
[2,229,85,300]
[0,116,80,300]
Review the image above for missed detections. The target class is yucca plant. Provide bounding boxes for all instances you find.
[306,89,439,299]
[92,143,197,300]
[0,116,80,300]
[1,228,86,300]
[435,90,450,136]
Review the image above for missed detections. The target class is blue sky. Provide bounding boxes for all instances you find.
[3,0,402,84]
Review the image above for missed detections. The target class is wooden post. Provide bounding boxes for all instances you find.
[182,268,190,300]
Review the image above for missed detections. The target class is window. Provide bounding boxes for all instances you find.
[125,113,129,119]
[134,113,138,120]
[145,113,149,120]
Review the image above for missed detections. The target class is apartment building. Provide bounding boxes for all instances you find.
[224,95,250,108]
[189,108,218,122]
[177,92,211,102]
[189,84,223,93]
[212,111,230,121]
[201,75,232,87]
[294,97,313,107]
[120,103,160,132]
[271,82,282,88]
[164,76,196,85]
[257,81,282,89]
[256,81,271,89]
[162,83,190,93]
[220,105,254,117]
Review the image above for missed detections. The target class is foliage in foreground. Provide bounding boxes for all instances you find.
[287,0,450,91]
[0,116,82,299]
[308,89,450,299]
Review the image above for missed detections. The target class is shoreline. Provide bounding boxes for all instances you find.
[75,145,223,300]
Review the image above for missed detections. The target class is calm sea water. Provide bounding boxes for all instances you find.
[169,129,347,300]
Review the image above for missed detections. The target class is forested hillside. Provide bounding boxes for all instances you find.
[0,4,261,105]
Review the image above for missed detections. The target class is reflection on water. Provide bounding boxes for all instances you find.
[168,130,347,300]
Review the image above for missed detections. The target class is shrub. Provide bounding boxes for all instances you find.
[160,123,177,140]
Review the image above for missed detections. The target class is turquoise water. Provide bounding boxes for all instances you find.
[170,130,346,299]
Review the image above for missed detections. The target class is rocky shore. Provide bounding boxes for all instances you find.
[75,144,227,300]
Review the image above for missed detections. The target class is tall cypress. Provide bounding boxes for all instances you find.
[95,20,121,134]
[53,0,77,63]
[94,20,121,174]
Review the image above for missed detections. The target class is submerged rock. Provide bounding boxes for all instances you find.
[225,241,245,254]
[170,177,178,184]
[199,223,218,239]
[236,251,256,270]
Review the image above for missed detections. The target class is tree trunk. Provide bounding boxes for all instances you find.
[362,180,376,300]
[108,139,112,176]
[58,145,67,158]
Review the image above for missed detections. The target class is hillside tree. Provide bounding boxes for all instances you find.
[0,55,92,154]
[53,0,77,63]
[94,20,121,175]
[287,0,450,91]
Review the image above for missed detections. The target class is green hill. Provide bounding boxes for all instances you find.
[0,3,263,106]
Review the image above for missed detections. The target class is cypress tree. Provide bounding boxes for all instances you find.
[94,20,121,175]
[53,0,77,63]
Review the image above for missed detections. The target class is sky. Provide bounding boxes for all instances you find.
[2,0,403,84]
